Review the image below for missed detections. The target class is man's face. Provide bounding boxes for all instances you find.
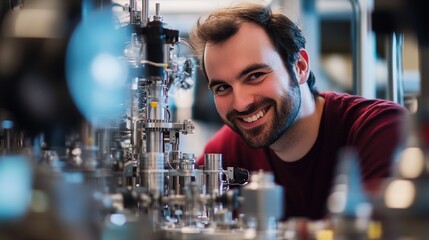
[204,22,301,148]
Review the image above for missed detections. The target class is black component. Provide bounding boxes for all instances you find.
[227,167,249,186]
[140,20,179,77]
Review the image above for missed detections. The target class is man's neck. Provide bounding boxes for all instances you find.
[270,88,325,162]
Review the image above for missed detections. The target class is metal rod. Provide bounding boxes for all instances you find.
[386,33,398,102]
[349,0,376,98]
[386,33,405,105]
[396,34,404,106]
[350,0,360,95]
[141,0,149,26]
[204,153,223,195]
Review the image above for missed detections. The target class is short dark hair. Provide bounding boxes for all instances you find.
[189,2,318,95]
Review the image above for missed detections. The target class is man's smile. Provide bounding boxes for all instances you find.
[242,110,265,123]
[236,106,271,129]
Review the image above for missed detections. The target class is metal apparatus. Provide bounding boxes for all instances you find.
[106,1,242,234]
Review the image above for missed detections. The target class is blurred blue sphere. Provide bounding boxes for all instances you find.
[66,9,130,126]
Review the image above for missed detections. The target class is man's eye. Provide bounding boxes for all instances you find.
[248,72,266,81]
[212,84,230,95]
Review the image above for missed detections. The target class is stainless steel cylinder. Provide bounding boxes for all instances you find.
[141,0,149,26]
[204,153,223,195]
[140,152,165,194]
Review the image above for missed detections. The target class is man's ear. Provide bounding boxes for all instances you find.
[295,49,310,85]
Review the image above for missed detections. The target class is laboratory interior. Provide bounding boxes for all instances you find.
[0,0,427,239]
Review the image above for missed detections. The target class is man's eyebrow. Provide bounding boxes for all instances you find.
[236,63,271,79]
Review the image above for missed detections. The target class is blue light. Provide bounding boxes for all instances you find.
[0,155,32,220]
[66,9,131,127]
[1,120,13,129]
[110,213,126,226]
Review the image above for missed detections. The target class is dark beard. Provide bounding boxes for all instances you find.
[225,82,301,148]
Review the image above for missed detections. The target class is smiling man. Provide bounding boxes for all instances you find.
[190,3,406,220]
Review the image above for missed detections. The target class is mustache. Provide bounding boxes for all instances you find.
[226,98,274,120]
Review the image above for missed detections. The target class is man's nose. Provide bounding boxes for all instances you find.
[232,87,254,112]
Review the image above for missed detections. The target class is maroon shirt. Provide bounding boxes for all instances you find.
[197,92,406,220]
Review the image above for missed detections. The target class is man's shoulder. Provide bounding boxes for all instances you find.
[319,92,407,137]
[320,91,407,114]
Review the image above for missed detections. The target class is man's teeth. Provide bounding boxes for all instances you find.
[243,110,265,123]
